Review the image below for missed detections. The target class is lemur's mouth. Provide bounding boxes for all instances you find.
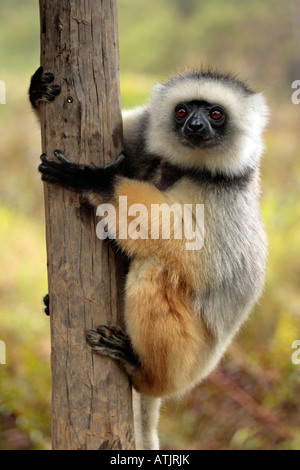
[186,133,213,147]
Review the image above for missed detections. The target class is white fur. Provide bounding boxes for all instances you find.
[122,107,147,136]
[145,77,269,176]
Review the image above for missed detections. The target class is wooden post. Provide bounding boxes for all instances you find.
[39,0,135,450]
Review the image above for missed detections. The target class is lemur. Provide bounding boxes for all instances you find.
[30,66,268,450]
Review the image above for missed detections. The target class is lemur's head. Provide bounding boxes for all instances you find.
[146,70,269,176]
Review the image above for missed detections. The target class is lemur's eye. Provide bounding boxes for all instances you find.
[175,106,188,119]
[210,109,224,121]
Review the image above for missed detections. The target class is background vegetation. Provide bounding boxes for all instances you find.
[0,0,300,450]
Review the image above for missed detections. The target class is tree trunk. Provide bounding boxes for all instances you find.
[39,0,135,450]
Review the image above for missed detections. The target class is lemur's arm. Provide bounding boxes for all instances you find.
[39,150,126,195]
[39,151,190,271]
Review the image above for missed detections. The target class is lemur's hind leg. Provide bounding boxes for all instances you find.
[43,293,50,316]
[86,325,141,375]
[87,326,161,450]
[132,390,161,450]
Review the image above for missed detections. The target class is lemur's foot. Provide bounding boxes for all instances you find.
[43,293,49,316]
[29,66,61,110]
[86,325,140,370]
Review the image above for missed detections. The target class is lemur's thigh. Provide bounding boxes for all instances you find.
[124,258,213,397]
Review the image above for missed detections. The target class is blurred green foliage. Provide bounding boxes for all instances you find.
[0,0,300,450]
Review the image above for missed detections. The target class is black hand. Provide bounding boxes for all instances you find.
[39,150,96,189]
[39,150,126,193]
[29,66,61,109]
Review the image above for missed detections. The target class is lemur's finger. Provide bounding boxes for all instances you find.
[39,165,65,180]
[54,150,71,164]
[39,164,82,187]
[51,85,61,95]
[39,163,67,179]
[38,85,61,98]
[40,155,63,169]
[41,174,62,184]
[31,66,43,81]
[40,153,74,173]
[41,72,55,84]
[53,150,88,173]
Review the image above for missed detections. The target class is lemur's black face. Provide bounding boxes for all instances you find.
[174,100,226,148]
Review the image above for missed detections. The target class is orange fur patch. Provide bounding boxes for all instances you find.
[125,258,214,397]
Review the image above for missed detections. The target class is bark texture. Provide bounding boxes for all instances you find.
[39,0,135,450]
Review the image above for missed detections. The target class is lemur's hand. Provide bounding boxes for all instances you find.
[39,150,126,192]
[29,66,61,110]
[39,150,96,190]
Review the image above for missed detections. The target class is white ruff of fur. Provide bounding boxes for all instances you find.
[145,78,269,176]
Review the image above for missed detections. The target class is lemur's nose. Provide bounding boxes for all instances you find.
[188,121,203,132]
[186,116,207,134]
